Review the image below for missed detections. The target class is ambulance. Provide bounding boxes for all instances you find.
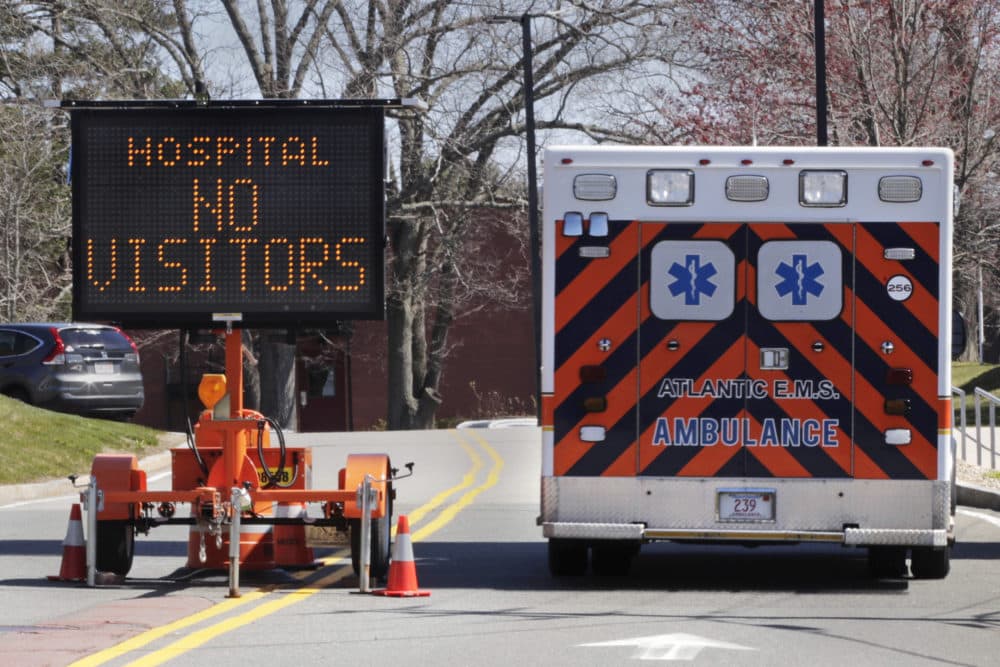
[539,146,955,579]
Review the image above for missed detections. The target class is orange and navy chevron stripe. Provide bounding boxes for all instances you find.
[552,219,940,480]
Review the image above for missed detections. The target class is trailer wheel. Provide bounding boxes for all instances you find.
[867,546,907,578]
[96,520,134,576]
[350,486,392,580]
[591,541,639,576]
[548,539,588,576]
[910,546,950,579]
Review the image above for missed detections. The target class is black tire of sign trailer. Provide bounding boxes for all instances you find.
[350,489,392,580]
[910,546,951,579]
[548,539,588,576]
[591,541,640,576]
[95,520,134,576]
[867,546,907,578]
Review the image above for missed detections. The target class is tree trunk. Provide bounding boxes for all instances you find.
[259,340,297,429]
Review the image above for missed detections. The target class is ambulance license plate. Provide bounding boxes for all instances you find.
[717,489,775,522]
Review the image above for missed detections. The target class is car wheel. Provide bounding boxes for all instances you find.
[2,387,31,404]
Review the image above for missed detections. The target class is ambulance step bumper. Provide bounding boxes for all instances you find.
[543,522,948,547]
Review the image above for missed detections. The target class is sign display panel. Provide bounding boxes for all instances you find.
[70,105,385,327]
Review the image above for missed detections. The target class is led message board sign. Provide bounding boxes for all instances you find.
[69,103,386,327]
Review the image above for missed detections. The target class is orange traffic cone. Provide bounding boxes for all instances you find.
[372,515,430,597]
[48,503,87,582]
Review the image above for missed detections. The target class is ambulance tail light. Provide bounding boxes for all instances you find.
[799,170,847,207]
[884,429,912,446]
[726,175,769,202]
[583,397,607,413]
[579,365,607,383]
[884,399,911,416]
[879,175,922,202]
[647,170,694,206]
[574,174,616,201]
[886,368,913,385]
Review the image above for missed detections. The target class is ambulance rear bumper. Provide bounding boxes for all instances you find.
[540,476,951,548]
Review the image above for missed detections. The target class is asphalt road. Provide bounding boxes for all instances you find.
[1,427,999,666]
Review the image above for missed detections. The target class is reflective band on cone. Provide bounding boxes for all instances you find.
[373,515,430,597]
[48,503,86,582]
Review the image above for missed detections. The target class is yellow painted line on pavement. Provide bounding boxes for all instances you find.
[411,430,504,542]
[76,430,504,667]
[69,591,269,667]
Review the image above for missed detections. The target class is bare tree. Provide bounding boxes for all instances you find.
[0,103,71,321]
[643,0,1000,360]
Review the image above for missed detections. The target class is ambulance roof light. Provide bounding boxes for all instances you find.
[879,175,922,203]
[573,174,616,201]
[726,175,769,202]
[647,169,694,206]
[799,170,847,207]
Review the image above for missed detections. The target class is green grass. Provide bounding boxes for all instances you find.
[0,395,165,485]
[953,362,1000,393]
[952,362,1000,424]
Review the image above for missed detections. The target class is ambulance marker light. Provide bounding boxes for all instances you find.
[799,170,847,207]
[886,368,913,385]
[580,426,606,442]
[583,397,608,413]
[884,399,911,416]
[647,169,694,206]
[699,159,711,165]
[579,246,610,259]
[563,211,584,236]
[580,365,607,383]
[588,212,609,237]
[884,248,916,260]
[884,429,912,446]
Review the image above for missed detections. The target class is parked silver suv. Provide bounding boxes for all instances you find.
[0,323,144,419]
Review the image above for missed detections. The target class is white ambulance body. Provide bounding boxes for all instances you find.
[540,146,955,578]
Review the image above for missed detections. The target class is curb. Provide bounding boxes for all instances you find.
[957,481,1000,512]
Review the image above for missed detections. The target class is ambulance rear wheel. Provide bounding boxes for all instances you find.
[95,520,134,576]
[910,546,950,579]
[867,546,907,578]
[548,539,587,576]
[591,541,639,576]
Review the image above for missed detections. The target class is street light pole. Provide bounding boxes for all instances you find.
[489,12,543,420]
[519,13,543,422]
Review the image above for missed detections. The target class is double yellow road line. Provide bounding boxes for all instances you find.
[72,429,504,667]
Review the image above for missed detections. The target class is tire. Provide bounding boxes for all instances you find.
[911,546,950,579]
[96,520,134,576]
[350,485,392,580]
[867,546,907,578]
[591,541,639,577]
[2,386,30,404]
[548,539,588,576]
